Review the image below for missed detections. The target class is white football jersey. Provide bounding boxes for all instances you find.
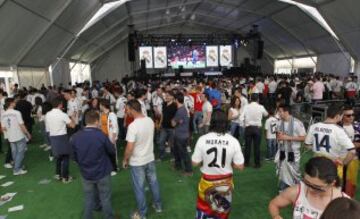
[192,132,244,176]
[305,122,355,159]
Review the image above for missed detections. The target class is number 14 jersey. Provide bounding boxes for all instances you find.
[192,132,244,176]
[305,122,355,159]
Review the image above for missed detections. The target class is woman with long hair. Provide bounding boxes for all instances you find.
[228,96,242,139]
[269,157,349,219]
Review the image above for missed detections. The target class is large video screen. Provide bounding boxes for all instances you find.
[139,46,153,68]
[206,46,219,67]
[220,45,233,67]
[168,45,206,69]
[154,47,167,68]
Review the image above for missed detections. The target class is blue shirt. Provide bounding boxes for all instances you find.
[71,127,115,181]
[173,106,190,139]
[208,88,222,109]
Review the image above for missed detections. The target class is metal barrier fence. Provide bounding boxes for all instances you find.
[291,99,360,129]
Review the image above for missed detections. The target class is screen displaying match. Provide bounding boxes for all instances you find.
[168,45,206,69]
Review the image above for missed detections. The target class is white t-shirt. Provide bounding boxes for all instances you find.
[277,118,306,150]
[202,101,213,126]
[255,82,265,93]
[138,99,148,117]
[115,96,127,118]
[152,95,163,115]
[265,116,278,139]
[229,107,241,124]
[305,123,355,159]
[184,95,194,115]
[67,98,79,124]
[107,112,119,140]
[192,132,244,175]
[345,82,358,91]
[268,81,277,94]
[1,109,25,142]
[91,89,99,98]
[45,108,71,136]
[240,102,268,127]
[126,117,155,166]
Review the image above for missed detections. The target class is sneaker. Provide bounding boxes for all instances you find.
[264,158,272,161]
[13,169,28,176]
[182,171,193,177]
[44,146,51,151]
[152,204,163,213]
[165,147,171,153]
[39,144,47,148]
[186,146,192,153]
[54,175,61,180]
[131,211,146,219]
[4,163,13,169]
[49,156,54,162]
[111,171,117,176]
[62,177,73,184]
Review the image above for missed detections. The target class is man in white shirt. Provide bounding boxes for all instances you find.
[345,77,358,106]
[310,76,325,102]
[192,110,244,219]
[199,93,213,135]
[264,109,278,160]
[1,98,31,175]
[276,104,306,191]
[240,94,268,168]
[45,97,76,183]
[136,88,148,117]
[305,104,356,180]
[114,88,127,140]
[102,88,116,111]
[341,105,360,198]
[123,100,162,219]
[63,89,80,135]
[268,77,278,102]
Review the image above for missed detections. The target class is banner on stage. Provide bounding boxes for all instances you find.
[220,45,232,67]
[139,46,153,68]
[206,46,219,67]
[154,47,167,68]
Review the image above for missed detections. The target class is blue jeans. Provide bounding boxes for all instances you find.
[158,128,174,159]
[266,139,277,159]
[10,138,27,172]
[230,122,244,143]
[130,161,162,218]
[193,111,203,134]
[82,175,114,219]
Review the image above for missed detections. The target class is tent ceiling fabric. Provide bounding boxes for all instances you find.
[0,0,359,67]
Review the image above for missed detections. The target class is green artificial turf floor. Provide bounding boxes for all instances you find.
[0,125,359,219]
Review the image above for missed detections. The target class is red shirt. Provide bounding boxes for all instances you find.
[191,92,203,112]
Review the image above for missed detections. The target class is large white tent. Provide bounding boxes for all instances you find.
[0,0,359,86]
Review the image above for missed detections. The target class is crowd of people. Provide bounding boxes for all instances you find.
[0,71,360,219]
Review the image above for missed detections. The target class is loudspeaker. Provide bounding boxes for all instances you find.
[140,59,146,74]
[128,34,135,62]
[244,58,250,66]
[257,40,264,59]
